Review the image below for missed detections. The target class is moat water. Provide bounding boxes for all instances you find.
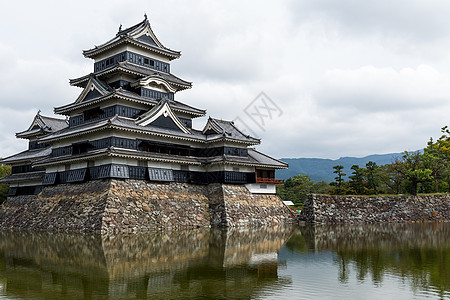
[0,223,448,299]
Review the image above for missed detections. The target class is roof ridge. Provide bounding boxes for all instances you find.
[248,148,288,166]
[83,16,181,59]
[39,114,67,122]
[116,18,146,37]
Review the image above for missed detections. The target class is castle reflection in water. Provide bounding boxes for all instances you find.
[0,223,449,299]
[0,226,294,299]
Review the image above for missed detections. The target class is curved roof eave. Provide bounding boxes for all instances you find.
[54,92,205,117]
[83,37,181,61]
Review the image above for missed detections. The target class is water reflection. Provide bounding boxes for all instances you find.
[285,223,450,299]
[0,223,449,299]
[0,226,294,299]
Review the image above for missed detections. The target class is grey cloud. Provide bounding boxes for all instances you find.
[1,0,450,160]
[287,0,450,42]
[313,65,450,113]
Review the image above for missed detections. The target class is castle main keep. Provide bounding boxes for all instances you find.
[0,16,294,231]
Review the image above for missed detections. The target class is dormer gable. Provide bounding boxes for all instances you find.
[202,117,224,135]
[83,15,181,61]
[131,74,178,93]
[135,99,191,134]
[122,16,165,49]
[16,111,68,140]
[74,76,111,104]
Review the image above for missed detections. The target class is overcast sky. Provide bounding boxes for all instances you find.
[1,0,450,159]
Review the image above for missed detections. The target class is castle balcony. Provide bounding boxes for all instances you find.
[255,178,284,184]
[255,169,284,184]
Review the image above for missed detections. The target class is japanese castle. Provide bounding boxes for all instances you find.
[0,16,287,197]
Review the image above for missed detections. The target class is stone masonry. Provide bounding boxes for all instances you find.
[300,194,450,223]
[0,179,295,233]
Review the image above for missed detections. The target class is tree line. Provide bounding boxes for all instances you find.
[0,164,11,204]
[277,126,450,204]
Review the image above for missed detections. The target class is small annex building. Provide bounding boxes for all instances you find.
[0,16,293,231]
[0,112,68,196]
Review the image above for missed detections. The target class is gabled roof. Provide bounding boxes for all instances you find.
[70,61,192,91]
[0,147,52,165]
[135,99,191,134]
[54,86,205,117]
[73,76,112,104]
[203,117,226,135]
[83,16,181,60]
[15,112,68,139]
[39,115,260,146]
[202,118,260,144]
[247,148,288,169]
[0,171,45,184]
[206,148,288,169]
[33,147,205,168]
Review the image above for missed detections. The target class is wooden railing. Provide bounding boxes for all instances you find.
[256,178,284,184]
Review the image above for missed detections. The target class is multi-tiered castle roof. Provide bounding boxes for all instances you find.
[0,16,287,196]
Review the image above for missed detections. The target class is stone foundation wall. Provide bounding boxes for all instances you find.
[220,184,295,227]
[300,194,450,223]
[0,180,111,231]
[103,180,211,233]
[0,179,294,232]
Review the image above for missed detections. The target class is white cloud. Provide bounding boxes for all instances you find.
[1,0,450,160]
[315,65,450,112]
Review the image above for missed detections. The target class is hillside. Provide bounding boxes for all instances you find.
[277,153,404,182]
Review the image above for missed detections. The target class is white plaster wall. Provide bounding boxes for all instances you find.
[45,166,58,173]
[245,183,276,194]
[70,162,88,170]
[206,165,224,172]
[94,158,114,166]
[9,180,42,188]
[110,157,138,167]
[183,165,204,172]
[147,161,183,169]
[223,165,254,172]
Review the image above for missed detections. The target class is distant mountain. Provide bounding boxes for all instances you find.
[277,153,405,182]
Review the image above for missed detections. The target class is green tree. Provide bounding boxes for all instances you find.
[380,163,404,194]
[423,138,448,193]
[0,164,11,204]
[331,165,346,195]
[348,165,365,194]
[312,180,331,195]
[365,161,379,195]
[393,151,432,195]
[277,174,314,204]
[436,126,450,158]
[277,174,330,203]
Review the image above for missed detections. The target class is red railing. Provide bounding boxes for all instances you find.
[256,178,284,184]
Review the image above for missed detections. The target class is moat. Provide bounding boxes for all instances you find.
[0,223,448,299]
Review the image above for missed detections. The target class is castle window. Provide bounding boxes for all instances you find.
[84,107,103,121]
[72,142,93,155]
[144,58,149,64]
[150,60,154,66]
